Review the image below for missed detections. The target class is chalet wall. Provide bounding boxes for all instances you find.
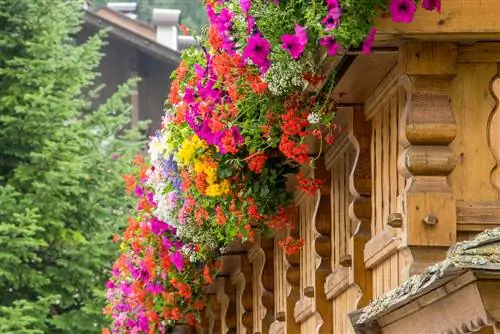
[366,83,409,298]
[137,51,177,135]
[449,62,500,241]
[77,25,176,136]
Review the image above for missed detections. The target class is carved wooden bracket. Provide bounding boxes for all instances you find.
[490,76,500,195]
[216,278,230,334]
[293,158,331,332]
[398,42,458,248]
[269,230,287,334]
[284,209,301,334]
[248,233,275,334]
[230,256,253,334]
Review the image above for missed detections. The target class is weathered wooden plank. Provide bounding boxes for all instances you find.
[374,114,383,235]
[375,0,500,37]
[458,43,500,63]
[456,201,500,231]
[382,102,390,230]
[389,92,399,215]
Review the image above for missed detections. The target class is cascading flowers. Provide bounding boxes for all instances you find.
[106,0,441,332]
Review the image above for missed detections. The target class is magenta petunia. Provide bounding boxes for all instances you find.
[321,7,341,30]
[170,251,184,272]
[281,24,308,60]
[242,33,271,72]
[319,36,339,56]
[215,8,234,33]
[389,0,416,23]
[241,0,251,13]
[294,24,308,46]
[246,16,255,34]
[150,217,169,235]
[325,0,339,9]
[362,28,377,55]
[422,0,441,12]
[162,236,173,250]
[145,283,164,295]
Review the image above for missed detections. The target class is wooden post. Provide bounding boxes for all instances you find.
[293,158,332,333]
[230,256,253,334]
[347,106,374,309]
[398,41,458,276]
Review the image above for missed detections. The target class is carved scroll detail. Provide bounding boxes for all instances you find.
[270,231,286,332]
[248,233,266,334]
[231,256,253,334]
[284,210,301,334]
[489,76,500,195]
[294,159,331,333]
[347,106,373,309]
[216,279,230,334]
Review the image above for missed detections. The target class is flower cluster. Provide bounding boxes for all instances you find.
[106,0,442,332]
[105,158,221,333]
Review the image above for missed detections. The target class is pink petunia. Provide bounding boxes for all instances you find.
[319,36,339,56]
[422,0,441,12]
[362,28,377,55]
[389,0,417,23]
[321,7,342,30]
[170,251,184,272]
[242,34,271,72]
[240,0,251,13]
[281,24,308,60]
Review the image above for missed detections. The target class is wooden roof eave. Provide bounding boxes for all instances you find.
[83,10,181,65]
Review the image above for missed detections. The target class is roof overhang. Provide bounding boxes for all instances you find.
[83,9,181,65]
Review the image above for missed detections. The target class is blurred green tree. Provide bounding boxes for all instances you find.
[0,0,147,332]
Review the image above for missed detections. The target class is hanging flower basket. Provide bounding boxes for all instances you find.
[104,1,442,333]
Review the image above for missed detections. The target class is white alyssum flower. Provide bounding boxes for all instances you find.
[263,60,307,96]
[307,112,320,124]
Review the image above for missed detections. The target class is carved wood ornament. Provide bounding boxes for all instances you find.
[397,42,459,276]
[489,75,500,196]
[293,159,332,333]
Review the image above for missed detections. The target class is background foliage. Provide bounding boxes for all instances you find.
[0,0,147,332]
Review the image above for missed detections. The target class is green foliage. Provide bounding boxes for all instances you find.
[0,0,147,332]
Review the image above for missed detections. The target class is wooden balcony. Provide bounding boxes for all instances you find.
[199,2,500,333]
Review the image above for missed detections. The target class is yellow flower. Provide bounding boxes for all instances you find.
[176,135,206,165]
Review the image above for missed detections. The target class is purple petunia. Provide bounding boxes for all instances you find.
[170,251,184,272]
[215,8,234,33]
[362,28,377,55]
[162,236,173,250]
[325,0,339,9]
[150,217,170,235]
[145,282,164,295]
[281,24,308,60]
[242,33,271,72]
[241,0,251,13]
[389,0,416,23]
[319,36,339,56]
[321,7,341,30]
[422,0,441,12]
